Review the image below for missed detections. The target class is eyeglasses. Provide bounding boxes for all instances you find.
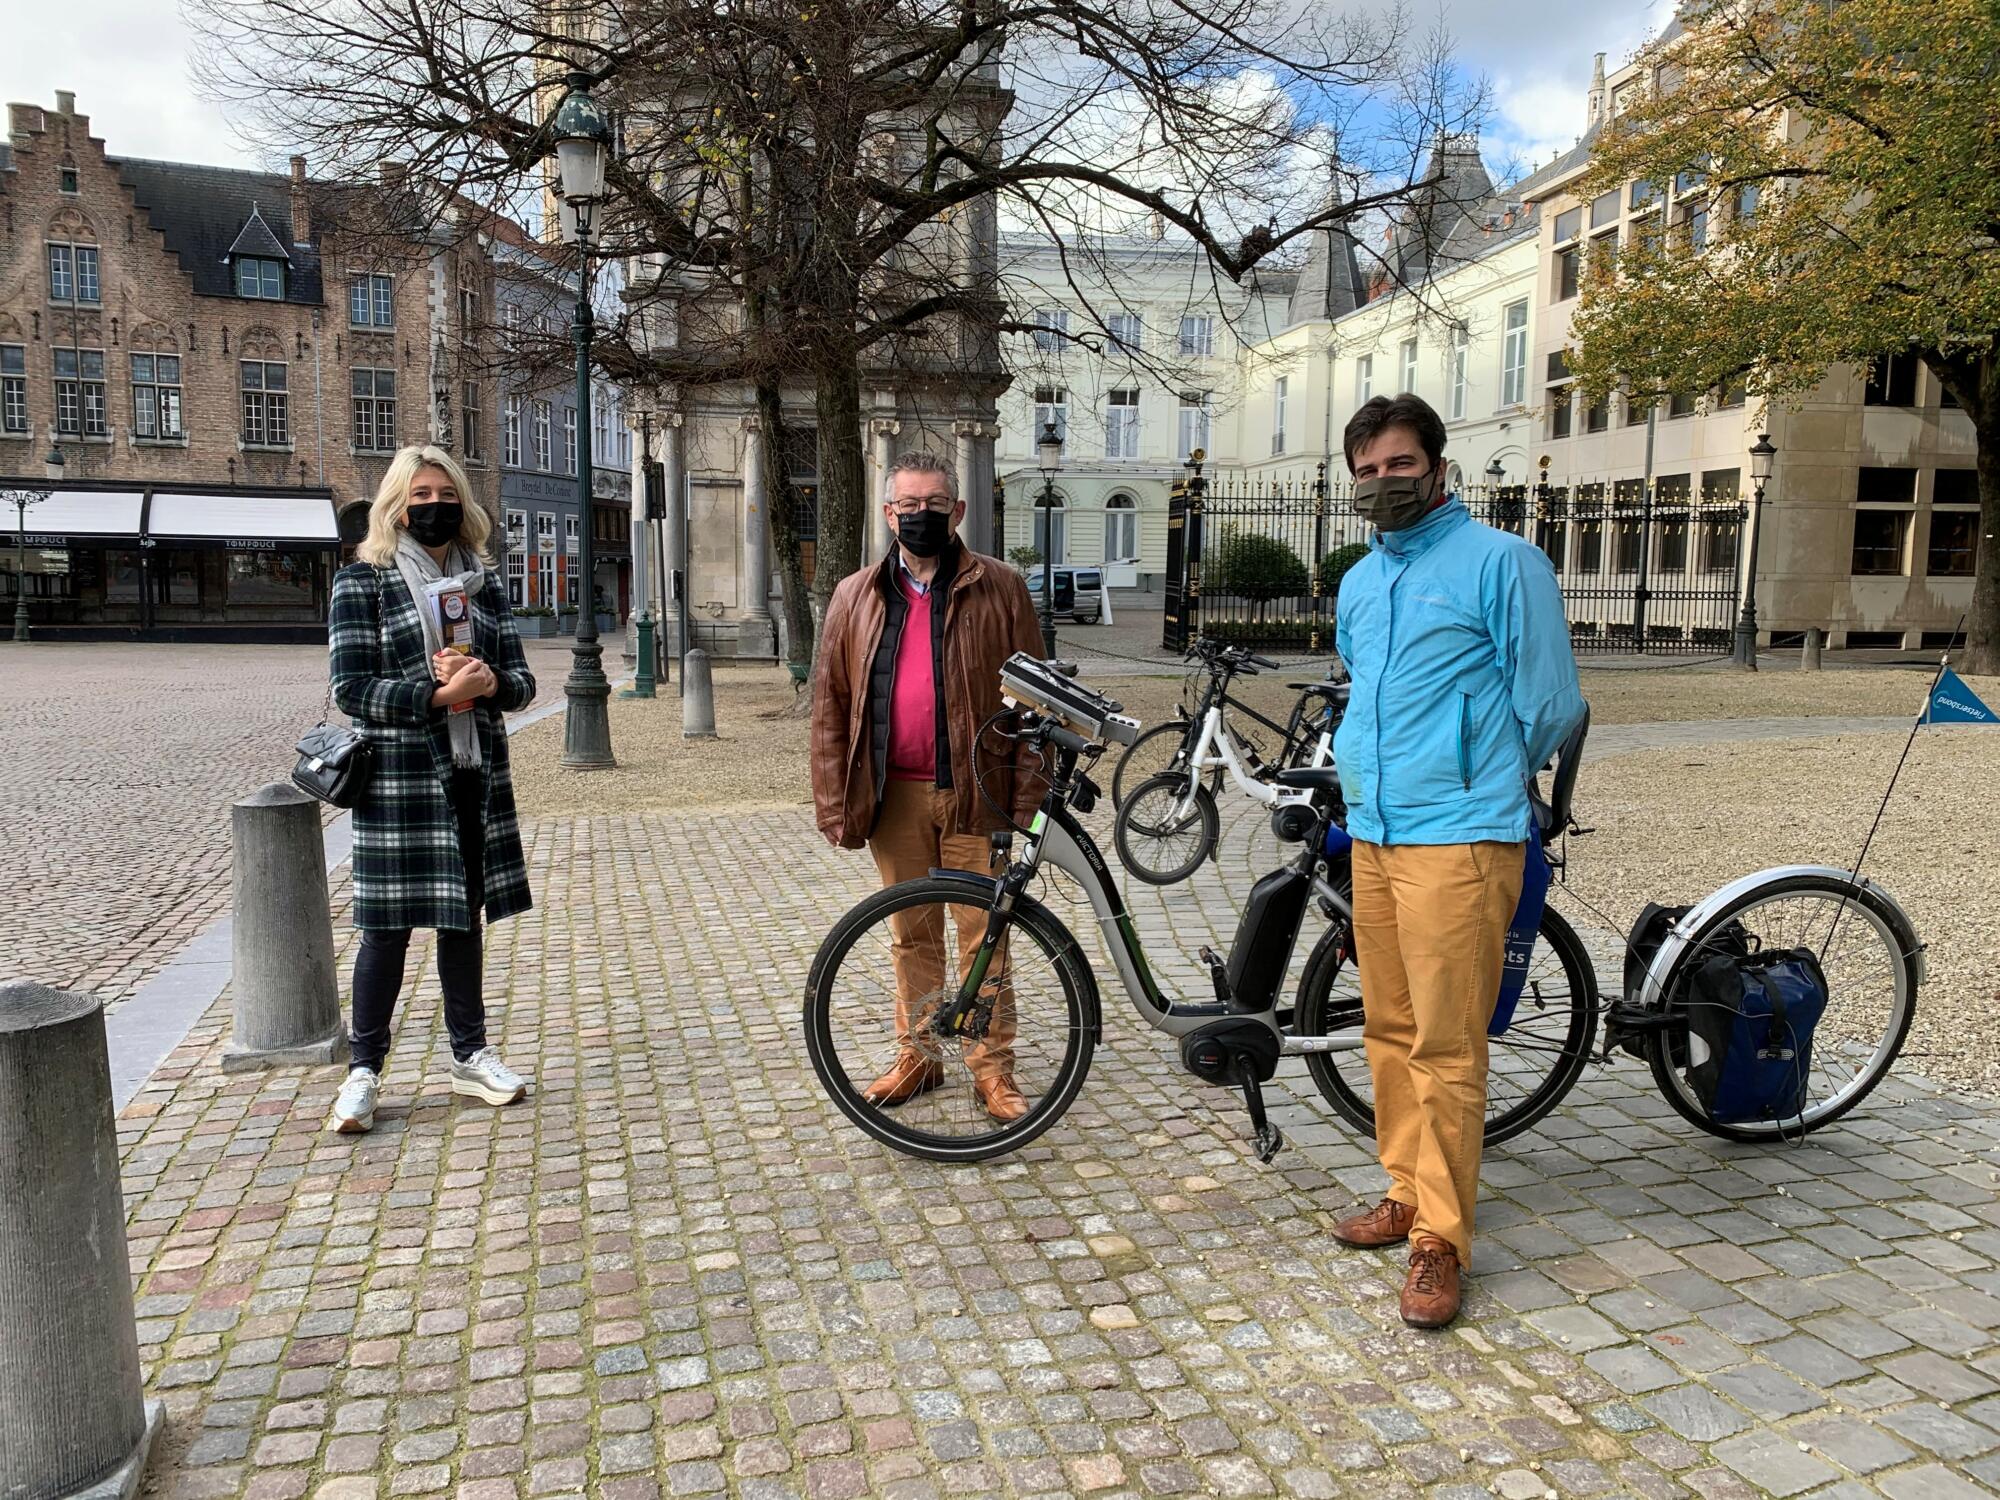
[888,495,955,515]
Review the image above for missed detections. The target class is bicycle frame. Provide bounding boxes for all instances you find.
[1166,701,1332,820]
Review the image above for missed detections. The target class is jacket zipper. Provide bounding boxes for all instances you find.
[1458,691,1473,791]
[1374,563,1396,841]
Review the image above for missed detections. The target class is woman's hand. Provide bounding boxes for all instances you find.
[430,671,482,709]
[432,650,476,683]
[459,660,499,699]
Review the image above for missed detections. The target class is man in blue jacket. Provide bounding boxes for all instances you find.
[1330,393,1584,1327]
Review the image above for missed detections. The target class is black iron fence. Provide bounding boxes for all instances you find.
[1162,463,1747,656]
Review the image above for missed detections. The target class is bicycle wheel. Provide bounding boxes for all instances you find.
[804,876,1098,1162]
[1113,772,1219,885]
[1291,904,1599,1146]
[1111,717,1220,809]
[1644,872,1919,1142]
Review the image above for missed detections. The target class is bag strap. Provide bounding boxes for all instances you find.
[1755,966,1789,1051]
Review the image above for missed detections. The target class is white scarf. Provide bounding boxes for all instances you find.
[394,530,486,768]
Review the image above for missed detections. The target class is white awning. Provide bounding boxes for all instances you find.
[0,489,144,543]
[147,492,340,546]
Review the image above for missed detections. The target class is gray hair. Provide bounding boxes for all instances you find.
[882,451,958,508]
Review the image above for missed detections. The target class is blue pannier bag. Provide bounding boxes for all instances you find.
[1681,947,1830,1124]
[1489,827,1551,1038]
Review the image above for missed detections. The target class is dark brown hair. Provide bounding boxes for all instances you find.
[1342,393,1447,474]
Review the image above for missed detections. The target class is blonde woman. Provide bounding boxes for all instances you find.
[325,445,536,1132]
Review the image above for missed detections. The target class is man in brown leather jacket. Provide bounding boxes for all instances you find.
[811,451,1046,1122]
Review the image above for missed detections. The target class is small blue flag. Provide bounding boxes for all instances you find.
[1922,668,1997,726]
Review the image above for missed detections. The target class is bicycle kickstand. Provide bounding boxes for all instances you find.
[1233,1058,1284,1164]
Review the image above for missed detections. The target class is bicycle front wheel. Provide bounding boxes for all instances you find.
[1113,772,1219,885]
[1292,904,1599,1146]
[1644,871,1919,1142]
[804,877,1098,1162]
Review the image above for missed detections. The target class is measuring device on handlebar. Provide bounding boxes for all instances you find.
[998,655,1142,748]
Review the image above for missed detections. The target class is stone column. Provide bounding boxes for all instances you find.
[956,420,996,556]
[660,411,686,656]
[0,981,166,1500]
[867,417,901,564]
[223,784,346,1071]
[741,414,771,625]
[628,417,650,642]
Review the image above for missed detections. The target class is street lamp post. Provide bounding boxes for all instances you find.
[549,72,616,769]
[1733,432,1777,671]
[1034,420,1061,659]
[8,446,63,643]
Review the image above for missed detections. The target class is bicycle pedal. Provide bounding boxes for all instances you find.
[1254,1123,1284,1164]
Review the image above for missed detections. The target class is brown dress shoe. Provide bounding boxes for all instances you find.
[864,1051,944,1107]
[973,1074,1029,1123]
[1331,1198,1417,1248]
[1400,1236,1462,1328]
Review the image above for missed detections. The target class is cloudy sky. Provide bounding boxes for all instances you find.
[2,0,1675,178]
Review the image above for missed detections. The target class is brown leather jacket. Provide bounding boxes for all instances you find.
[811,543,1047,849]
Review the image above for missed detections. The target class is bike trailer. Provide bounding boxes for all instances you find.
[1490,827,1550,1037]
[1680,947,1830,1124]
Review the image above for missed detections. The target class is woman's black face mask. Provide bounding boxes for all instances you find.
[404,502,464,548]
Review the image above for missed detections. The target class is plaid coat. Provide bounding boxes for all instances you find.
[329,562,536,932]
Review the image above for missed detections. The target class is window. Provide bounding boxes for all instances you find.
[1176,391,1212,461]
[48,242,99,305]
[594,398,609,465]
[1499,302,1527,407]
[240,360,289,445]
[1668,390,1697,418]
[1584,393,1608,433]
[60,167,79,194]
[1928,510,1978,578]
[1680,202,1708,252]
[131,354,183,440]
[1716,378,1746,409]
[1,346,25,434]
[1735,183,1759,222]
[1356,355,1373,405]
[1630,179,1659,210]
[1589,189,1620,230]
[461,382,482,462]
[1272,375,1288,456]
[1674,163,1708,195]
[537,550,556,608]
[458,285,480,341]
[1702,468,1741,505]
[1178,315,1214,357]
[506,549,527,606]
[1863,352,1918,408]
[235,257,284,300]
[1450,327,1468,421]
[1934,469,1978,507]
[563,407,577,474]
[503,394,522,467]
[1033,493,1067,564]
[1108,313,1142,354]
[532,400,551,470]
[1553,207,1582,244]
[566,554,579,607]
[1398,339,1418,396]
[1104,388,1140,459]
[565,513,580,551]
[1613,481,1645,573]
[1625,389,1652,426]
[1031,308,1068,352]
[1857,467,1916,504]
[1545,351,1571,440]
[1104,495,1137,563]
[1852,511,1907,576]
[1033,386,1068,449]
[1556,246,1580,301]
[351,368,396,451]
[1573,484,1605,572]
[54,348,107,437]
[350,274,393,328]
[1589,228,1618,275]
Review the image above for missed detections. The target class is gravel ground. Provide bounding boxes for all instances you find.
[1559,725,2000,1097]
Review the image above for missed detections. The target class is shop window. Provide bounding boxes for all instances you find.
[229,549,318,607]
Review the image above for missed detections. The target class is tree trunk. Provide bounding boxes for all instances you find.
[756,380,816,675]
[1969,415,2000,675]
[812,351,867,631]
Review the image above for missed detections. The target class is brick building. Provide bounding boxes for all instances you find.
[0,91,505,639]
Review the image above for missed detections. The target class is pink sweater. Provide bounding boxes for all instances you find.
[886,574,938,782]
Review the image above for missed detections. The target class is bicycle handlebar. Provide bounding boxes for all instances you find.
[1044,723,1090,758]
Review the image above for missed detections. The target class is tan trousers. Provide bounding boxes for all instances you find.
[868,779,1015,1078]
[1349,839,1525,1264]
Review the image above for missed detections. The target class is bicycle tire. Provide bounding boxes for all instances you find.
[1111,718,1220,809]
[1642,872,1919,1143]
[804,877,1099,1162]
[1112,772,1220,885]
[1292,903,1599,1147]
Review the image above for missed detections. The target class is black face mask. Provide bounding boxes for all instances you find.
[404,502,464,548]
[896,508,953,559]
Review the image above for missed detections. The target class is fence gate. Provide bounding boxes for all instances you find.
[1160,469,1203,652]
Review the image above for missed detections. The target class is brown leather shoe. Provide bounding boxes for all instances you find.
[864,1052,944,1107]
[973,1074,1029,1123]
[1331,1198,1417,1248]
[1400,1236,1462,1328]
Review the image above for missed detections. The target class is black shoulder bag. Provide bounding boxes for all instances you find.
[292,572,378,808]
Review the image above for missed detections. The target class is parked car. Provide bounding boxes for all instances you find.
[1025,565,1105,625]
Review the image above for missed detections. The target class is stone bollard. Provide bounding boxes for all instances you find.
[222,783,347,1072]
[1802,627,1824,672]
[0,981,166,1500]
[683,648,718,739]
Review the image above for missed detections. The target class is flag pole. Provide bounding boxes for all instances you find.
[1820,616,1964,962]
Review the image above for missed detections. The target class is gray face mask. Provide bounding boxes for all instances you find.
[1352,468,1441,532]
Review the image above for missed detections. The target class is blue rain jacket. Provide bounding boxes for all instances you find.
[1333,498,1583,846]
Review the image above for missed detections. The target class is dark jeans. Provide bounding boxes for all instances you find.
[349,768,488,1072]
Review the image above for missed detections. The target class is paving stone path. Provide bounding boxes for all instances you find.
[115,792,2000,1500]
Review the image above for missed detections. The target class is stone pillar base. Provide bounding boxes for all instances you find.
[64,1399,166,1500]
[220,1029,350,1074]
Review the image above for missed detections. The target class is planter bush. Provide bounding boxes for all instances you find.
[1317,542,1372,603]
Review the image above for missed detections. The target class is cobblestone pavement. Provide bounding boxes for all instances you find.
[116,795,2000,1500]
[0,635,612,1011]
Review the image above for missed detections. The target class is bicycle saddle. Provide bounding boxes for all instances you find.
[1529,704,1591,836]
[1272,766,1343,792]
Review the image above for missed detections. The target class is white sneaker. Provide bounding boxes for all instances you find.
[451,1046,528,1105]
[329,1067,380,1133]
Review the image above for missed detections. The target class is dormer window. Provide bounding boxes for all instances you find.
[236,258,285,299]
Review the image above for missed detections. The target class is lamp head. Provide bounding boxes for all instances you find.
[549,73,611,244]
[1035,419,1062,473]
[43,443,65,482]
[1749,432,1776,483]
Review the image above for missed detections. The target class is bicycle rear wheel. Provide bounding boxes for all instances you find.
[804,877,1098,1161]
[1292,904,1599,1146]
[1643,872,1919,1142]
[1113,772,1219,885]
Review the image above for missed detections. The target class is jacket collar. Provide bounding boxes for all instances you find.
[877,536,973,597]
[1371,496,1468,559]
